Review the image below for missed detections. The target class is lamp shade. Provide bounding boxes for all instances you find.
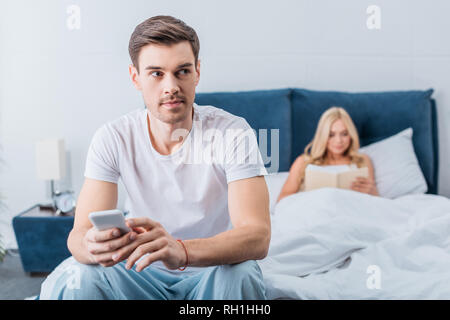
[35,139,66,180]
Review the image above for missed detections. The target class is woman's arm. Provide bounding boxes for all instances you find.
[276,155,306,203]
[351,154,379,196]
[365,154,379,196]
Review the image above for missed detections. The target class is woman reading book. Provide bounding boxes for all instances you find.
[277,107,379,203]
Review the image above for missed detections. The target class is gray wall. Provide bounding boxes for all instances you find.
[1,0,449,248]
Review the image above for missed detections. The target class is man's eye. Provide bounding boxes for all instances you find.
[178,69,190,75]
[151,71,162,77]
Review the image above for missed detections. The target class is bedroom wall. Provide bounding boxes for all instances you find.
[1,0,449,248]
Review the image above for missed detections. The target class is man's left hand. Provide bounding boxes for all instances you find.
[113,217,187,272]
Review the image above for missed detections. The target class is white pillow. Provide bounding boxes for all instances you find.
[264,172,289,214]
[359,128,428,199]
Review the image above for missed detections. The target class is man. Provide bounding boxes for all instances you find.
[40,15,270,300]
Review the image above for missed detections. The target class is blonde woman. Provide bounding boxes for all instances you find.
[277,107,379,203]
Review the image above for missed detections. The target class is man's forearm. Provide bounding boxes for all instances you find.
[183,225,270,267]
[67,228,94,265]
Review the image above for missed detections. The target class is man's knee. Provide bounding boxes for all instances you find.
[220,260,262,281]
[40,257,112,300]
[216,260,266,299]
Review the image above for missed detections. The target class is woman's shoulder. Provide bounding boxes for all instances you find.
[295,154,311,166]
[357,152,373,167]
[291,154,309,171]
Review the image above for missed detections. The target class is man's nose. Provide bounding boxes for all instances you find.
[163,74,180,95]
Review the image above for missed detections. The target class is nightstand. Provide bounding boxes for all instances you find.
[12,204,74,274]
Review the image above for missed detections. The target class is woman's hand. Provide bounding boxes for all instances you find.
[351,177,378,196]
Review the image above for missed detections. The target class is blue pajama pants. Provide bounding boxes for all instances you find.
[39,257,266,300]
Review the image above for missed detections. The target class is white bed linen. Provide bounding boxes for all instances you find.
[258,188,450,299]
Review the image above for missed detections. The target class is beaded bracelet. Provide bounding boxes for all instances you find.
[176,239,188,271]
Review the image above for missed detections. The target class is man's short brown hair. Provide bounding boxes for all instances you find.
[128,15,200,73]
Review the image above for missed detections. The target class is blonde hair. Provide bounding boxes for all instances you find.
[298,107,366,186]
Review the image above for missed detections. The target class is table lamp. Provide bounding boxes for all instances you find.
[35,139,75,215]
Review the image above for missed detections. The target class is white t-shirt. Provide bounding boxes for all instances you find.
[84,103,267,269]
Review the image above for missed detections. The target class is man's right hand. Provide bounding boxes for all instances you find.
[83,227,137,267]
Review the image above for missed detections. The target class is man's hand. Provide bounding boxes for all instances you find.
[351,177,377,195]
[83,227,137,267]
[111,217,186,272]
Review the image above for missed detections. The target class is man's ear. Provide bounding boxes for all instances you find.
[129,64,142,91]
[195,59,201,86]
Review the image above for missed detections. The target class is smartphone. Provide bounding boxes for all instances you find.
[88,209,131,234]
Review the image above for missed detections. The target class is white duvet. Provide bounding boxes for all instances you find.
[258,188,450,299]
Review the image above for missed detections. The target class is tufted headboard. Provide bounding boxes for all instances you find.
[195,88,438,194]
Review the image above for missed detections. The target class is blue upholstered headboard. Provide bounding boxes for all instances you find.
[195,88,438,194]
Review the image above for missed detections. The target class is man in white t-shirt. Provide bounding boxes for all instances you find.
[40,15,270,300]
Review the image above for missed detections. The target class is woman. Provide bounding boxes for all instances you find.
[277,107,379,203]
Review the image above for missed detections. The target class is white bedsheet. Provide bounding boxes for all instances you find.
[258,188,450,299]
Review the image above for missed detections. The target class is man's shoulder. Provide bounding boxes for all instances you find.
[99,108,144,133]
[108,108,144,127]
[194,104,249,130]
[92,108,144,142]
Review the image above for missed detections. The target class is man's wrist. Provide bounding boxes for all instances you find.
[176,239,189,271]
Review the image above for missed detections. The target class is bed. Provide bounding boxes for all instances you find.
[196,87,450,299]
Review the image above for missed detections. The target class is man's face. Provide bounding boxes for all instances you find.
[129,41,200,125]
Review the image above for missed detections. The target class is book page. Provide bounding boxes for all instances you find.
[337,167,369,190]
[304,170,338,191]
[306,164,353,174]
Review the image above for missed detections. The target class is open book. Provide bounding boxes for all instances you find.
[304,164,369,191]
